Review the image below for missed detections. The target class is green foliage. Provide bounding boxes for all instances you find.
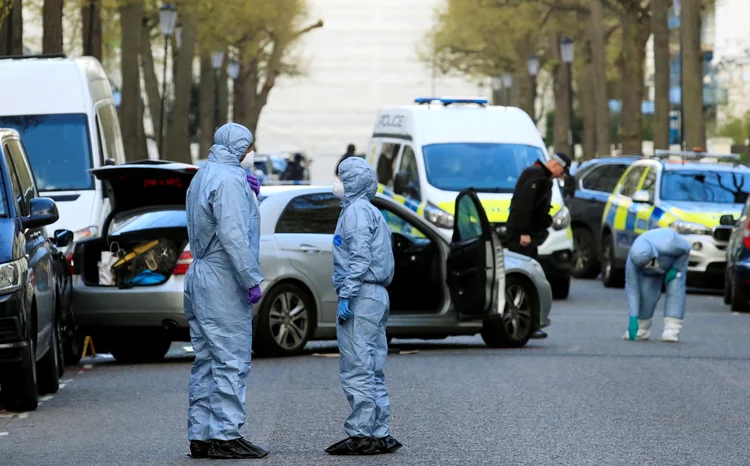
[716,112,750,144]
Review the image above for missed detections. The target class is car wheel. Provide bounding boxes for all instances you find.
[110,335,171,363]
[731,278,750,313]
[0,339,38,412]
[550,276,571,300]
[37,319,62,395]
[480,275,538,349]
[254,283,314,357]
[724,270,733,305]
[601,233,625,288]
[63,327,84,367]
[572,227,599,279]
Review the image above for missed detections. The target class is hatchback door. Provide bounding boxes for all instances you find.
[446,189,505,318]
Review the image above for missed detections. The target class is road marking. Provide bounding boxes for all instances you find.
[17,413,28,419]
[0,414,12,418]
[183,346,194,353]
[39,395,53,402]
[61,379,73,383]
[0,432,8,436]
[83,364,93,369]
[59,383,66,389]
[78,370,84,374]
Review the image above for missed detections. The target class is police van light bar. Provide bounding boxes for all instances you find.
[653,150,740,161]
[414,97,488,106]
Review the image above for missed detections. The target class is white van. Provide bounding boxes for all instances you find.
[0,55,126,241]
[366,97,574,299]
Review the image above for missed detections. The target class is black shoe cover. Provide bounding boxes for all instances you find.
[189,440,210,458]
[325,437,380,455]
[530,330,548,339]
[377,435,403,453]
[208,438,269,459]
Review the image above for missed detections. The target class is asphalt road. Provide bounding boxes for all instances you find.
[2,279,750,466]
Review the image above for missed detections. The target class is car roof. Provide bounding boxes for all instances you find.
[634,158,750,172]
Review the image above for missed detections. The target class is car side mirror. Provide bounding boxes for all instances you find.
[393,171,409,196]
[719,214,736,226]
[53,229,74,247]
[104,158,116,166]
[22,197,59,229]
[632,190,651,204]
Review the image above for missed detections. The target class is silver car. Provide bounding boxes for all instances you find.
[71,163,551,362]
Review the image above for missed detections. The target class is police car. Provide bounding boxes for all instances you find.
[600,150,750,288]
[366,97,574,299]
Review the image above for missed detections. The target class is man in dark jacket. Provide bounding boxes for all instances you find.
[506,152,571,339]
[335,144,357,175]
[281,153,306,181]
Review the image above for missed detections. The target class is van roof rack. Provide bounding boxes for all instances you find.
[0,53,67,60]
[414,97,488,107]
[652,150,740,161]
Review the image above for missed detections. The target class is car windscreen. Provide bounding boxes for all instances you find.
[0,114,93,191]
[660,170,750,204]
[422,143,546,193]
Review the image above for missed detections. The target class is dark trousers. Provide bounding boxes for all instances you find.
[507,236,539,260]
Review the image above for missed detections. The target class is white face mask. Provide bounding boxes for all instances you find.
[332,178,345,199]
[240,150,255,169]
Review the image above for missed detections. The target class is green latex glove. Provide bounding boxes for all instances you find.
[627,316,638,341]
[665,267,680,285]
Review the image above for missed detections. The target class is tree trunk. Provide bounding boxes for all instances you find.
[579,41,596,160]
[552,34,572,154]
[232,65,247,123]
[617,7,650,155]
[652,0,671,150]
[0,0,23,56]
[139,23,161,146]
[119,0,144,162]
[588,0,610,156]
[217,66,229,126]
[681,0,705,150]
[199,55,215,158]
[165,14,197,163]
[81,0,102,60]
[42,0,63,54]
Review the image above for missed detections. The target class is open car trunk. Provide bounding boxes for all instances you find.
[74,162,197,288]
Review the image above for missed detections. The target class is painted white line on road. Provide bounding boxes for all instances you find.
[0,414,12,418]
[0,432,8,436]
[83,364,93,369]
[733,312,740,316]
[17,413,28,419]
[183,346,194,353]
[39,395,53,402]
[59,383,66,389]
[78,370,84,374]
[61,379,73,383]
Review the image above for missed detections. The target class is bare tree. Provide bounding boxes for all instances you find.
[652,0,671,150]
[588,0,610,156]
[198,54,215,158]
[579,39,596,159]
[81,0,102,60]
[551,34,572,154]
[42,0,64,54]
[139,21,162,146]
[119,0,145,162]
[681,0,705,149]
[0,0,23,56]
[166,13,197,163]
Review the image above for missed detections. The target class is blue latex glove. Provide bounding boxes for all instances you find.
[247,286,262,304]
[627,316,638,341]
[665,267,680,285]
[337,298,353,322]
[246,174,261,196]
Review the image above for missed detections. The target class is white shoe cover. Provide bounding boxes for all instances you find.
[622,319,652,341]
[662,317,682,342]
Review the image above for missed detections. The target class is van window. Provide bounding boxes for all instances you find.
[97,104,122,164]
[421,143,545,193]
[0,114,93,191]
[376,143,400,186]
[619,166,645,198]
[398,145,421,200]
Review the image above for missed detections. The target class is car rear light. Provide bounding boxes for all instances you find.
[65,252,76,276]
[743,223,750,249]
[172,250,193,275]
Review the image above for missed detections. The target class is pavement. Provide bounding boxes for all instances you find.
[2,279,750,465]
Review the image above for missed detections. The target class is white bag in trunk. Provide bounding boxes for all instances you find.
[98,251,118,285]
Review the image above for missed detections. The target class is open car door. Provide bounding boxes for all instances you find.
[446,189,505,319]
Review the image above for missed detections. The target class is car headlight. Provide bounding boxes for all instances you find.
[423,202,454,229]
[552,206,570,231]
[670,221,710,236]
[0,258,25,294]
[73,226,99,242]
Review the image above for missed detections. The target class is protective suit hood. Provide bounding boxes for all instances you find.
[208,123,254,166]
[629,241,658,269]
[339,157,378,207]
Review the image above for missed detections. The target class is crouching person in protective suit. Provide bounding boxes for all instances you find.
[624,227,691,342]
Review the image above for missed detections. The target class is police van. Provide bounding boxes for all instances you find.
[600,150,750,288]
[366,97,574,299]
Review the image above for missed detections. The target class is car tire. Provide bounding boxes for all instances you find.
[254,283,314,357]
[480,275,538,349]
[601,233,625,288]
[0,339,39,412]
[63,328,84,367]
[724,270,733,305]
[572,227,599,279]
[110,336,171,363]
[37,319,62,395]
[550,276,571,300]
[731,278,750,313]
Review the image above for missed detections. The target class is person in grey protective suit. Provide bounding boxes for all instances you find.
[624,226,691,343]
[183,123,268,460]
[325,157,402,456]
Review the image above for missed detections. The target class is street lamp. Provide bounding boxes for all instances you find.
[560,37,575,154]
[527,55,540,119]
[174,23,182,50]
[158,3,178,158]
[502,73,513,106]
[227,59,240,80]
[211,51,225,130]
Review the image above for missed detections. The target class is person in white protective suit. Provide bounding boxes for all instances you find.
[325,157,402,456]
[624,226,691,342]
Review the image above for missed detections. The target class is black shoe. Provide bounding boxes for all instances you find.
[208,438,269,459]
[530,330,548,339]
[325,437,380,455]
[189,440,210,459]
[377,435,403,453]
